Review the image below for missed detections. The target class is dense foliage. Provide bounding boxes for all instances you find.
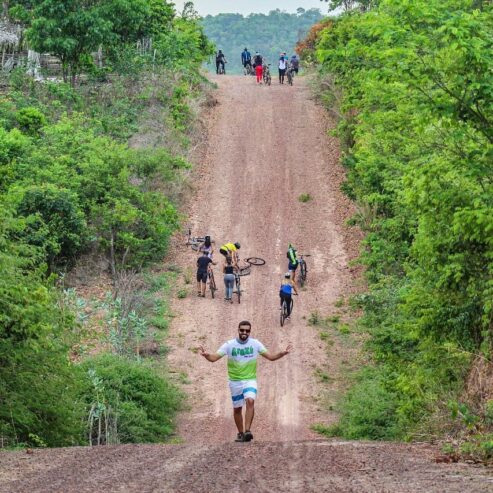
[310,0,493,442]
[201,8,322,73]
[0,0,212,447]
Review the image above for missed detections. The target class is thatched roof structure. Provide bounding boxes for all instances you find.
[0,20,21,49]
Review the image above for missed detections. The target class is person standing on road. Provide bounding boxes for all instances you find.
[196,250,215,297]
[278,53,288,84]
[216,50,227,74]
[199,321,292,442]
[223,255,235,302]
[253,52,263,84]
[290,54,299,74]
[198,235,214,258]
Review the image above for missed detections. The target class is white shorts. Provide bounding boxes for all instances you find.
[229,379,257,408]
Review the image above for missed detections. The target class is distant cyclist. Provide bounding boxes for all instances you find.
[252,51,263,84]
[219,241,241,268]
[241,47,252,73]
[199,320,292,442]
[287,243,298,280]
[216,50,227,74]
[290,54,299,74]
[280,272,298,319]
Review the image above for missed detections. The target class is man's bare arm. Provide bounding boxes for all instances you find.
[261,344,293,361]
[199,345,222,362]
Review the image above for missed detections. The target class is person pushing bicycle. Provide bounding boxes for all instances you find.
[241,47,252,73]
[197,250,216,297]
[219,241,241,268]
[280,272,298,319]
[287,243,298,281]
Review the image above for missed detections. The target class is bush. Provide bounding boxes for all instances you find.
[14,184,88,268]
[15,107,46,135]
[0,220,85,447]
[79,354,182,444]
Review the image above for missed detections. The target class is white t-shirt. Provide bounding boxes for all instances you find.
[217,337,267,381]
[279,59,287,70]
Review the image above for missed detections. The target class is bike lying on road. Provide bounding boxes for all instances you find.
[185,229,215,251]
[236,256,266,276]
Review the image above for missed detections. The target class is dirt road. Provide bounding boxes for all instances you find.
[2,75,492,492]
[167,74,359,444]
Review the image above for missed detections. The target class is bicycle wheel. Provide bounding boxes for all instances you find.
[209,271,216,299]
[235,276,241,304]
[238,265,251,276]
[280,300,287,327]
[246,257,265,266]
[191,242,201,251]
[300,261,307,287]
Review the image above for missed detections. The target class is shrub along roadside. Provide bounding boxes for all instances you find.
[0,1,212,448]
[306,0,493,447]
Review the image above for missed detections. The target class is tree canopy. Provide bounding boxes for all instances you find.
[201,8,322,73]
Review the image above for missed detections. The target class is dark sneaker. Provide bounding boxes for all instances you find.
[243,430,253,442]
[235,432,244,442]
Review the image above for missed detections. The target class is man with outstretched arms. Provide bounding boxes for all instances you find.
[199,320,292,442]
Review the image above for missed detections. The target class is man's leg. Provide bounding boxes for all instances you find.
[286,295,292,317]
[233,407,244,433]
[244,398,255,436]
[201,280,207,296]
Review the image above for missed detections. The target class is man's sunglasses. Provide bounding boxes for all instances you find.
[239,329,251,333]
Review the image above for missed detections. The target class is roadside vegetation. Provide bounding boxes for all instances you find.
[0,0,213,448]
[302,0,493,461]
[201,8,322,74]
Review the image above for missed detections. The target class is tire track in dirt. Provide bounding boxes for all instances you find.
[167,75,360,444]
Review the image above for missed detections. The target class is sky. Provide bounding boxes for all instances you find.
[173,0,328,16]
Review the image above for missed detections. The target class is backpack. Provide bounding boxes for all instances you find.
[254,54,262,66]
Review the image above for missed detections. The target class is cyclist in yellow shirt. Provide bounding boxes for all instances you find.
[219,241,240,268]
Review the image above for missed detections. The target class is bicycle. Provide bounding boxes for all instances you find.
[298,254,311,287]
[236,256,266,276]
[286,67,294,86]
[244,63,254,76]
[185,229,214,251]
[280,294,296,327]
[217,62,226,75]
[208,267,217,298]
[234,272,241,304]
[262,64,271,86]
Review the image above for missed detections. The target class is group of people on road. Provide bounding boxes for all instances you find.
[195,237,241,302]
[215,48,300,84]
[194,238,302,442]
[241,47,299,85]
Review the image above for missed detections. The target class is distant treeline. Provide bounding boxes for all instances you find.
[201,8,322,73]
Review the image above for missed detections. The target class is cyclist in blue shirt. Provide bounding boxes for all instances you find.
[280,272,298,319]
[241,48,252,72]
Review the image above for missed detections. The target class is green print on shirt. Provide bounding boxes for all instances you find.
[232,346,253,357]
